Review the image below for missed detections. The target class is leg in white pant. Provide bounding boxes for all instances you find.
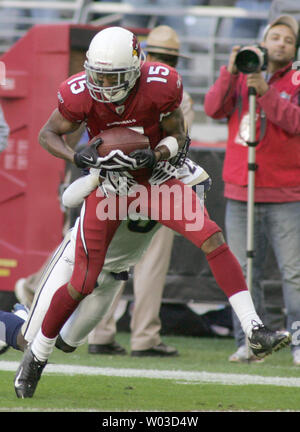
[87,287,124,345]
[130,226,174,351]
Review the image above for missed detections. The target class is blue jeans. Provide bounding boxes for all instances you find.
[225,199,300,350]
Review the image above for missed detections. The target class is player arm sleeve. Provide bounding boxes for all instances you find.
[258,86,300,135]
[204,65,239,119]
[57,77,88,123]
[157,69,183,114]
[62,169,100,208]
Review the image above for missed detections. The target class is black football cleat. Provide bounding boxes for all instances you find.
[14,347,47,398]
[248,322,291,359]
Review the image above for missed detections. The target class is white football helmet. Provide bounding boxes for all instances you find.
[84,27,143,103]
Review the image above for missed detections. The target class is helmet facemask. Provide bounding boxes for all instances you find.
[84,63,140,103]
[84,27,144,104]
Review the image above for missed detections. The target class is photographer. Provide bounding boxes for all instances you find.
[204,15,300,365]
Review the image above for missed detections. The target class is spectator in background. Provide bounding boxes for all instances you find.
[204,15,300,365]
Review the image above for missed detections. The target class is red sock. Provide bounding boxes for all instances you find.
[206,244,248,298]
[41,283,80,339]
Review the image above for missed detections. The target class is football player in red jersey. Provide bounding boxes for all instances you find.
[14,26,291,398]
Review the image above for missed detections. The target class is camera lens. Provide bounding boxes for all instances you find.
[235,49,261,74]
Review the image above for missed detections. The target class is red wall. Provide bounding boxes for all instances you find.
[0,25,70,291]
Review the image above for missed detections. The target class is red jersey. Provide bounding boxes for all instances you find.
[57,61,183,150]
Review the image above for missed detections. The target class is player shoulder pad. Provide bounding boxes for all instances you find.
[141,61,183,114]
[57,72,92,123]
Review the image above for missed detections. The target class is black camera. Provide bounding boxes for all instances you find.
[235,45,268,74]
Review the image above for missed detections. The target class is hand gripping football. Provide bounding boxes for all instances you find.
[90,127,150,157]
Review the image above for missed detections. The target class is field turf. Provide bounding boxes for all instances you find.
[0,333,299,414]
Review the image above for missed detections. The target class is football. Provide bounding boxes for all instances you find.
[90,127,150,157]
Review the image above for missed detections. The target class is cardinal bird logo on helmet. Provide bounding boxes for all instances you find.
[132,35,140,58]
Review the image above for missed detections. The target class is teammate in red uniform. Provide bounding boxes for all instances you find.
[14,26,291,398]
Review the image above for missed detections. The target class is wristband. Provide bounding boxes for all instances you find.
[156,136,179,159]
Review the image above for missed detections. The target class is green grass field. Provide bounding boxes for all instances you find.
[0,333,299,413]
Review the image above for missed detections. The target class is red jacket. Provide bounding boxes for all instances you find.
[204,64,300,188]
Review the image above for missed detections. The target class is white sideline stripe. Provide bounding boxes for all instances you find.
[0,361,299,387]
